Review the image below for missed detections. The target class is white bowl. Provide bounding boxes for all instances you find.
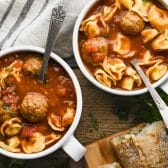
[73,0,168,96]
[0,46,86,161]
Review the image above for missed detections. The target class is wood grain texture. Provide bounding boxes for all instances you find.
[74,69,137,144]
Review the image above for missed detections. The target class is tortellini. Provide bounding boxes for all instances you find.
[48,105,75,132]
[0,129,62,153]
[21,132,45,154]
[113,33,135,58]
[148,5,168,32]
[0,141,21,153]
[121,77,135,91]
[102,6,117,22]
[131,0,152,22]
[0,135,21,153]
[102,57,127,81]
[137,50,164,66]
[146,63,167,81]
[121,67,142,90]
[62,107,75,127]
[0,60,23,89]
[117,0,134,9]
[45,133,61,146]
[48,113,65,132]
[1,118,22,136]
[7,136,21,148]
[94,69,114,87]
[78,0,168,92]
[152,30,168,51]
[80,14,109,38]
[141,28,159,43]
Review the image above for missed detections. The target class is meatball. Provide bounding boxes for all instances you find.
[20,92,48,123]
[120,11,145,35]
[82,37,108,64]
[23,57,42,75]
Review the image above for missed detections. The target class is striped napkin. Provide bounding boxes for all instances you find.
[0,0,89,58]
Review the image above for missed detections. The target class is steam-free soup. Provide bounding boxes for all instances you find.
[79,0,168,90]
[0,52,76,153]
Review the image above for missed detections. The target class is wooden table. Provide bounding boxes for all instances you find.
[73,69,137,145]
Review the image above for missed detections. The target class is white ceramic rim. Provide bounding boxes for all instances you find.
[73,0,168,96]
[0,46,82,159]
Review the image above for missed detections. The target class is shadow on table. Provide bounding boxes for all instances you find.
[0,149,87,168]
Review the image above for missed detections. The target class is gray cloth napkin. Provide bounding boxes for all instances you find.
[0,0,89,58]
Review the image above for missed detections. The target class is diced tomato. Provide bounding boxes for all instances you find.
[56,85,67,97]
[12,60,23,69]
[2,86,16,95]
[21,125,36,138]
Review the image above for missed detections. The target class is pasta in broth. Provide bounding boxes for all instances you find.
[0,52,76,154]
[79,0,168,91]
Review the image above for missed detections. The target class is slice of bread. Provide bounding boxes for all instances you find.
[111,121,168,168]
[98,162,121,168]
[112,134,148,168]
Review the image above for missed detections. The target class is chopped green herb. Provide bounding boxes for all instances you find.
[2,105,10,110]
[88,113,98,130]
[9,111,16,117]
[109,23,115,29]
[142,0,151,4]
[5,67,13,71]
[8,159,25,168]
[103,34,109,38]
[114,88,167,122]
[88,113,107,138]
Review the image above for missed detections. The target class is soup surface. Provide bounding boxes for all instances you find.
[0,52,76,154]
[79,0,168,91]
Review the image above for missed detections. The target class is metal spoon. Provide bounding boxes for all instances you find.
[38,6,66,82]
[131,59,168,128]
[157,0,168,9]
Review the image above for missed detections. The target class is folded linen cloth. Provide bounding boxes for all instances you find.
[0,0,89,58]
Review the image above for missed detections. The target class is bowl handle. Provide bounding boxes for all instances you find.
[62,135,86,162]
[160,78,168,94]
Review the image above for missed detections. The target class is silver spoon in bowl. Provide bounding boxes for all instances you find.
[38,5,66,83]
[131,59,168,128]
[157,0,168,9]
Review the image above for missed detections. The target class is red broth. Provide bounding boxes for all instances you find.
[0,52,76,153]
[78,0,168,90]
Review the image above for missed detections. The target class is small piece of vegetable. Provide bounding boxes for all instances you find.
[88,113,107,138]
[9,111,16,117]
[142,0,151,4]
[2,105,10,110]
[88,113,98,130]
[8,159,25,168]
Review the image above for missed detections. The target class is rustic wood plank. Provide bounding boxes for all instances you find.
[74,69,137,144]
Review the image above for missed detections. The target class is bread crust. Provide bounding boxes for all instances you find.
[111,121,168,168]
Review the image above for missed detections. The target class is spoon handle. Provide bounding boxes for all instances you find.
[157,0,168,9]
[39,6,66,82]
[131,59,168,128]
